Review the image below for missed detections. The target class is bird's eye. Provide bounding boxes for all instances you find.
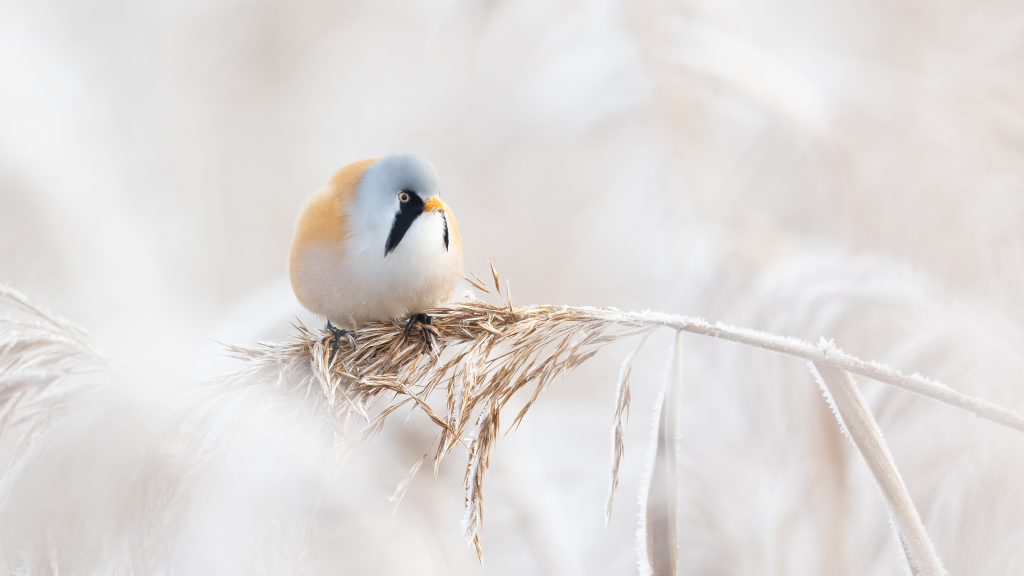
[398,191,411,203]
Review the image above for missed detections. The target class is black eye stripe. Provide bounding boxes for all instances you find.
[384,193,424,255]
[441,211,449,252]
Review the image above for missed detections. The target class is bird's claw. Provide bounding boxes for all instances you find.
[404,313,439,353]
[324,321,357,353]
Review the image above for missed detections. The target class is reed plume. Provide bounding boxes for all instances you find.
[4,266,1023,574]
[215,265,1022,574]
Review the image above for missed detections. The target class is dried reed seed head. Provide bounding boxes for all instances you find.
[1,284,652,560]
[224,298,654,558]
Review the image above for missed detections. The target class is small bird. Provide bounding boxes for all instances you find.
[288,154,463,346]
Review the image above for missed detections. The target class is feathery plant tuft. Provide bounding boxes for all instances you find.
[221,264,1024,574]
[0,286,106,438]
[225,265,653,558]
[4,266,1024,574]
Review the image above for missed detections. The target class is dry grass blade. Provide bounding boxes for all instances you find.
[487,258,501,294]
[389,452,427,512]
[638,333,682,576]
[463,274,489,293]
[606,332,650,525]
[811,363,948,576]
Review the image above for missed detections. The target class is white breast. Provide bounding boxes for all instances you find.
[298,210,462,326]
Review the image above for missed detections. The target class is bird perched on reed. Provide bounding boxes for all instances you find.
[288,154,463,347]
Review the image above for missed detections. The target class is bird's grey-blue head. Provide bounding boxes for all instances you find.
[354,154,447,255]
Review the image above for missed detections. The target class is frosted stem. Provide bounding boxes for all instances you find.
[638,333,683,576]
[811,363,947,576]
[564,306,1024,435]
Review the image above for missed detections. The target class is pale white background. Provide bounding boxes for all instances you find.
[2,0,1023,574]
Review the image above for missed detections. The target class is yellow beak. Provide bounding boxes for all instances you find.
[423,196,447,213]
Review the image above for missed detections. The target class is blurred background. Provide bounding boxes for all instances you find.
[2,0,1024,573]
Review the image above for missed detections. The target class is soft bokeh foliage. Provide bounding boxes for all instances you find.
[1,0,1023,573]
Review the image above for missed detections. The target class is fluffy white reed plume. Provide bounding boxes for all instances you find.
[0,287,381,574]
[3,262,1023,574]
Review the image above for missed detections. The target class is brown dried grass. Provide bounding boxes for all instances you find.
[224,266,653,557]
[220,263,1024,568]
[7,276,1021,572]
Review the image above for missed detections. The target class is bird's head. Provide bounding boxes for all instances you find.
[342,154,451,256]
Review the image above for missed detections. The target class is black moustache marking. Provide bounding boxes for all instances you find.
[442,211,449,251]
[385,191,424,255]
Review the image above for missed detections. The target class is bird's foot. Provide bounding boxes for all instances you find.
[324,321,357,353]
[404,313,439,353]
